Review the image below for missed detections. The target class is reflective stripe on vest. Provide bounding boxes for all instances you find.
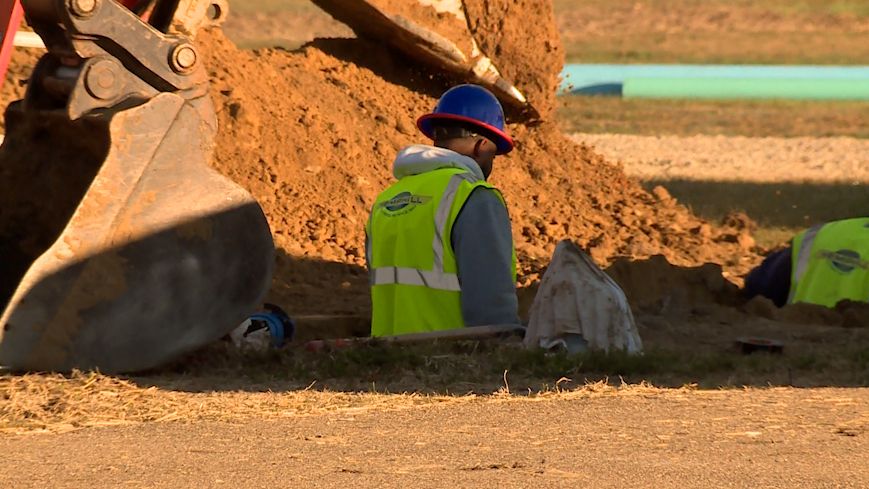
[787,223,823,303]
[432,172,477,276]
[370,266,461,291]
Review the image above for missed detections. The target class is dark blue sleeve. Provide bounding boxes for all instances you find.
[450,187,521,326]
[743,247,793,307]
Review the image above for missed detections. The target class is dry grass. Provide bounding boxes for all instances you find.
[554,0,869,64]
[557,97,869,139]
[0,370,468,435]
[4,331,866,435]
[560,31,869,65]
[0,370,702,435]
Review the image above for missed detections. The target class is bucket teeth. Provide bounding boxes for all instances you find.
[311,0,538,120]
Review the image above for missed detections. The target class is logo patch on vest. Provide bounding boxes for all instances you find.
[378,191,432,215]
[820,249,867,273]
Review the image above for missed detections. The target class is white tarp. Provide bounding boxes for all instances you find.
[525,240,643,354]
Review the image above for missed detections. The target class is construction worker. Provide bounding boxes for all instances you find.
[365,84,520,336]
[743,217,869,307]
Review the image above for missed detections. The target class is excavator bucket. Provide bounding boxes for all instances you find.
[0,0,273,373]
[311,0,540,120]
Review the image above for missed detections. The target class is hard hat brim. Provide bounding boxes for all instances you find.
[417,113,515,155]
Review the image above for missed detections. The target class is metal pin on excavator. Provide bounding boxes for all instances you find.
[0,0,274,373]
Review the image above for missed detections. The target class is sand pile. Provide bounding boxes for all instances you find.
[199,28,755,316]
[0,2,757,318]
[463,0,563,119]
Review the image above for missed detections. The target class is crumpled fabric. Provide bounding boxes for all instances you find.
[525,240,643,354]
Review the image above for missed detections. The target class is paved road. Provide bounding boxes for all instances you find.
[1,388,867,488]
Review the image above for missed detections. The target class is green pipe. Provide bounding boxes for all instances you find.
[622,78,869,100]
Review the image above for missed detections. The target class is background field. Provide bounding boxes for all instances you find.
[553,0,869,65]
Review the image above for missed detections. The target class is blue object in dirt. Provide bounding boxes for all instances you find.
[247,303,295,347]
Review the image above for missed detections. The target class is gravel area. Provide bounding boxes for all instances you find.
[572,133,869,183]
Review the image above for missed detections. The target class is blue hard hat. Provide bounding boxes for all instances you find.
[417,84,514,154]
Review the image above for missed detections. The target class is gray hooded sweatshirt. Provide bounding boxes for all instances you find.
[366,145,520,327]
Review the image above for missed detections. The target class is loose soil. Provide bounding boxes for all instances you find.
[463,0,564,119]
[222,10,352,49]
[197,28,758,317]
[3,25,758,319]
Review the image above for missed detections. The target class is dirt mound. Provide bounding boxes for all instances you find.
[196,29,756,316]
[463,0,563,120]
[606,255,741,314]
[743,296,869,329]
[0,29,757,317]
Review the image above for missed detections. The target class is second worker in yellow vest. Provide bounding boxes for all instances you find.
[365,84,520,336]
[744,217,869,307]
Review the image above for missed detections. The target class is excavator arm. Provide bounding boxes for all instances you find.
[0,0,274,373]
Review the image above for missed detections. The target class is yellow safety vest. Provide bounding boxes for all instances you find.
[366,167,517,336]
[788,217,869,307]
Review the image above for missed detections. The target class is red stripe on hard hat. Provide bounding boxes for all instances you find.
[417,113,515,154]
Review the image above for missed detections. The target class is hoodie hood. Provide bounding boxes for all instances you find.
[392,145,485,181]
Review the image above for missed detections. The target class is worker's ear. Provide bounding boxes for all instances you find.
[473,137,496,158]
